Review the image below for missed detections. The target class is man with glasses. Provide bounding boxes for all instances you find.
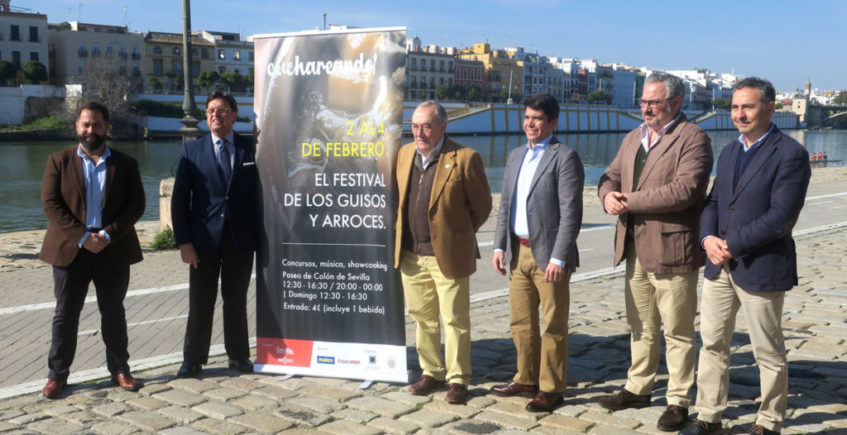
[172,91,260,378]
[395,101,491,404]
[597,72,713,431]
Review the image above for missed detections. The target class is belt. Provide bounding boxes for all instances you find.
[516,236,531,247]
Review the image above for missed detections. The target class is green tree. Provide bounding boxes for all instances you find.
[197,70,219,89]
[451,86,465,100]
[435,84,449,100]
[148,76,161,91]
[467,87,481,101]
[219,71,244,92]
[775,102,783,110]
[173,74,184,91]
[56,21,72,31]
[712,98,730,109]
[0,60,16,86]
[834,93,847,105]
[587,90,611,104]
[22,61,48,84]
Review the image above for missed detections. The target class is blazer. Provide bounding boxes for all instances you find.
[172,132,260,254]
[598,114,713,274]
[701,127,810,292]
[394,137,492,280]
[40,145,145,268]
[494,137,584,273]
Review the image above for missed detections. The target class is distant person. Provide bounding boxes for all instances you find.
[597,72,713,432]
[680,77,811,435]
[171,91,260,378]
[491,94,584,413]
[395,100,492,405]
[822,151,828,160]
[39,101,145,399]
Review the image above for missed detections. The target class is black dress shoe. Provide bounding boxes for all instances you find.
[228,358,254,373]
[679,419,722,435]
[177,362,202,378]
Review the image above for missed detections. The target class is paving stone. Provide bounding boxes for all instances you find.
[169,378,220,394]
[538,413,595,432]
[192,401,243,419]
[92,401,133,417]
[7,411,48,425]
[297,385,363,402]
[331,407,379,424]
[159,427,208,435]
[25,417,85,434]
[126,396,169,410]
[42,405,78,416]
[156,405,205,424]
[486,399,544,421]
[316,419,382,435]
[228,393,279,410]
[219,377,266,392]
[191,417,247,434]
[117,410,177,431]
[0,409,24,420]
[424,399,485,418]
[273,403,332,427]
[89,420,140,434]
[228,412,295,432]
[59,410,100,425]
[251,385,299,400]
[294,396,347,414]
[586,423,642,434]
[578,409,641,429]
[154,389,208,407]
[202,387,247,401]
[380,390,432,406]
[440,420,505,434]
[399,408,459,428]
[366,416,420,434]
[346,396,417,418]
[139,383,172,396]
[473,410,539,430]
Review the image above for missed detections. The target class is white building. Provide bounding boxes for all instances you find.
[0,0,48,77]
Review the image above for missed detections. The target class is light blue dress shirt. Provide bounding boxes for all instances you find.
[77,145,111,247]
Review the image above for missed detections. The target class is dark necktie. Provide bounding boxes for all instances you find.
[217,139,232,183]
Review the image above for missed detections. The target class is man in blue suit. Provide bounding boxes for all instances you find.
[681,78,810,435]
[171,91,260,377]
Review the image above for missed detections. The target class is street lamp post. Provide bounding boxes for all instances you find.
[179,0,200,142]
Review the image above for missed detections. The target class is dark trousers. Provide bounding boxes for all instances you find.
[48,250,131,379]
[183,225,253,364]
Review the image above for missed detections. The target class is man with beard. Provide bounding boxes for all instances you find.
[597,72,713,431]
[39,101,145,399]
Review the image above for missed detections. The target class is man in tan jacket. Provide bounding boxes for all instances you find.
[597,72,713,431]
[394,101,491,405]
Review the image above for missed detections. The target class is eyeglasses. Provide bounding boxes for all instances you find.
[411,123,434,132]
[206,108,231,116]
[639,98,671,108]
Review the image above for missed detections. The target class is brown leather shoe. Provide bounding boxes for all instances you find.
[408,375,445,396]
[111,372,141,392]
[446,383,469,404]
[598,388,651,410]
[657,405,688,431]
[491,380,539,397]
[525,391,564,412]
[42,377,67,399]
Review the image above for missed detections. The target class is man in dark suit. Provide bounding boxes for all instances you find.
[597,72,713,432]
[491,94,584,412]
[680,78,810,435]
[395,101,491,405]
[172,91,260,377]
[40,101,145,399]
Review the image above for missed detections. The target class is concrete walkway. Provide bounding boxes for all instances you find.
[0,169,845,433]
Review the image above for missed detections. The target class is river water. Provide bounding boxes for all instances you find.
[2,129,844,233]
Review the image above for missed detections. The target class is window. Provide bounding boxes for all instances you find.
[192,48,198,57]
[105,44,113,56]
[191,61,200,77]
[91,44,99,57]
[30,52,38,61]
[218,49,225,59]
[79,60,86,73]
[132,46,140,59]
[172,47,180,56]
[234,50,241,61]
[218,66,226,73]
[78,43,87,57]
[248,51,254,62]
[119,45,127,59]
[29,26,38,42]
[153,59,163,75]
[11,51,20,68]
[201,48,209,59]
[172,60,181,75]
[10,25,20,41]
[153,45,162,55]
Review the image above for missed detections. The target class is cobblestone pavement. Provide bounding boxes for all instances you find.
[0,225,844,434]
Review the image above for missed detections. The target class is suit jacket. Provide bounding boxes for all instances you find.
[700,127,810,292]
[172,132,260,254]
[394,137,492,279]
[598,114,713,274]
[40,145,145,268]
[494,137,584,273]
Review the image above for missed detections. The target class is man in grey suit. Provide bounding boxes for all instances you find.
[491,94,584,413]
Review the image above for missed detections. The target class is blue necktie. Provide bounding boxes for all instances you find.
[217,139,232,183]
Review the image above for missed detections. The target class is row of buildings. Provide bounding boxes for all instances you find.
[0,0,831,110]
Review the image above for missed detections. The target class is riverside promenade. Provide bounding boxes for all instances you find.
[0,168,845,434]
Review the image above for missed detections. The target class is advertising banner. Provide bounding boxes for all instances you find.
[252,27,407,382]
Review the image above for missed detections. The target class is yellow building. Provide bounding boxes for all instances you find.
[457,43,522,102]
[143,31,215,92]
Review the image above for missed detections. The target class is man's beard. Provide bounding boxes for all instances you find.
[79,132,106,151]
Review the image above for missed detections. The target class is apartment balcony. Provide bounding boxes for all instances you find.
[132,53,141,60]
[78,49,88,57]
[119,52,128,60]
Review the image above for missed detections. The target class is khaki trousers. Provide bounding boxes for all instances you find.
[624,244,698,407]
[695,265,787,432]
[400,250,471,385]
[508,244,570,393]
